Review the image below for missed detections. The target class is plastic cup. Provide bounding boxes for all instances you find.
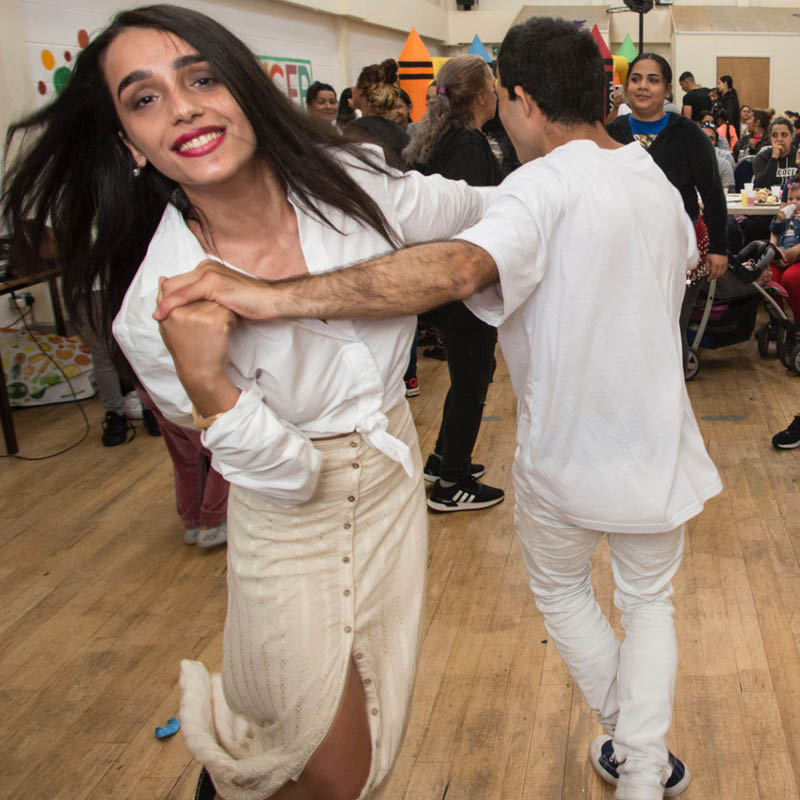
[744,182,755,191]
[772,185,783,198]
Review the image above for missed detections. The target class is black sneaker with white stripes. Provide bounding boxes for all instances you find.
[427,476,504,512]
[590,735,692,797]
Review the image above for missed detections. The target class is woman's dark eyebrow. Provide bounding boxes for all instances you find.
[117,54,206,98]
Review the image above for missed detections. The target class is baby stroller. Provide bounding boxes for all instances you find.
[685,241,793,380]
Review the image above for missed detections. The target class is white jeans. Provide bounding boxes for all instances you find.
[515,502,684,793]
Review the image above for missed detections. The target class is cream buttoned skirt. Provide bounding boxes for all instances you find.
[179,403,427,800]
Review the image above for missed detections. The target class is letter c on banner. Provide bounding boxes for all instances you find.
[269,63,285,94]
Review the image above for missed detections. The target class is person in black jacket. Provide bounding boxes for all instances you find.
[717,75,741,137]
[607,53,728,374]
[404,54,505,512]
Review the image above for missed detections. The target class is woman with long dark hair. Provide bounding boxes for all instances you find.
[606,52,728,375]
[735,108,771,161]
[1,6,487,799]
[403,54,505,511]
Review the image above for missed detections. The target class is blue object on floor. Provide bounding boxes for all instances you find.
[155,716,180,739]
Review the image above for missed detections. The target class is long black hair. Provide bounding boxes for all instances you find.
[2,4,399,345]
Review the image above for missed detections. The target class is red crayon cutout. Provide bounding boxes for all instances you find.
[398,27,433,123]
[591,24,614,121]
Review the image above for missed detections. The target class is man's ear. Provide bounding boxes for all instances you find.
[118,130,147,169]
[513,85,536,119]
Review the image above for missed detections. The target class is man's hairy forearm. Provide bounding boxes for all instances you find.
[268,240,498,320]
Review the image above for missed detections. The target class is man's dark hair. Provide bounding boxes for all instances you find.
[497,17,604,125]
[678,71,694,83]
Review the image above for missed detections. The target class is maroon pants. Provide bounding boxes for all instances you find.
[771,262,800,321]
[137,388,229,530]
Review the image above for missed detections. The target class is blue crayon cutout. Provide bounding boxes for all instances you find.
[155,716,181,739]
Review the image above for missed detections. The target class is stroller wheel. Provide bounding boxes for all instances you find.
[790,343,800,375]
[756,324,770,359]
[782,322,798,367]
[777,324,788,362]
[685,350,700,381]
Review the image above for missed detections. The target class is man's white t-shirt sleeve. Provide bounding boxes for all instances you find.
[387,169,489,245]
[459,180,560,326]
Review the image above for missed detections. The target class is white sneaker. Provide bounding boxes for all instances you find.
[124,391,143,419]
[184,528,199,545]
[197,523,227,549]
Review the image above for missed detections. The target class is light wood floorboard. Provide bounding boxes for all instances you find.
[3,331,800,799]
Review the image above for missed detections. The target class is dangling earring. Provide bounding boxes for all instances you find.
[133,166,142,177]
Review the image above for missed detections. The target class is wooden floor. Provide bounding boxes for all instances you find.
[3,330,800,799]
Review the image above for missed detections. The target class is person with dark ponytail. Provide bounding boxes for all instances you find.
[403,54,505,512]
[717,74,741,137]
[336,87,357,129]
[1,6,489,799]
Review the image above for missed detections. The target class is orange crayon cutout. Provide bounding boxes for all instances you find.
[398,27,433,123]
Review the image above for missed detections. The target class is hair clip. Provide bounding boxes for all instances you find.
[438,87,447,95]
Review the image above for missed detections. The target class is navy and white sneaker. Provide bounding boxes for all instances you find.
[194,768,216,800]
[590,735,692,797]
[427,476,504,512]
[423,453,485,483]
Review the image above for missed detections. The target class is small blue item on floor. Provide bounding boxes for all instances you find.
[155,716,180,739]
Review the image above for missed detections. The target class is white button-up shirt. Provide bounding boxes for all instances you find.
[113,149,487,506]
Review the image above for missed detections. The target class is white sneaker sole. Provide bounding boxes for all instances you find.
[589,736,692,798]
[426,494,504,512]
[197,527,227,548]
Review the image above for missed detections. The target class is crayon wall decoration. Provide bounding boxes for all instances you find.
[591,25,613,120]
[399,27,434,122]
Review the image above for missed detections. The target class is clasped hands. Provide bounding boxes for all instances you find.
[154,260,276,417]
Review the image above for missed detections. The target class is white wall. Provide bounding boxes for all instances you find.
[673,32,799,115]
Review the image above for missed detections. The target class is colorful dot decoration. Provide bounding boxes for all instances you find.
[38,30,89,97]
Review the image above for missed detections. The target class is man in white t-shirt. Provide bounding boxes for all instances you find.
[155,17,721,800]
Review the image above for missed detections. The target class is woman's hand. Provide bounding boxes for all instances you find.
[154,260,278,322]
[158,297,241,418]
[706,253,728,280]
